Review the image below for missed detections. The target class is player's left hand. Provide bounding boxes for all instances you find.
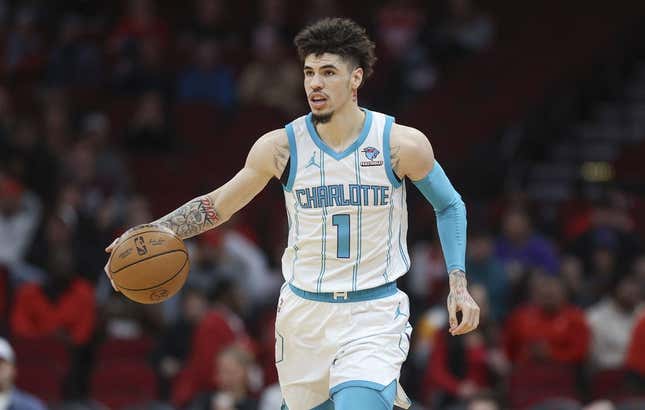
[446,270,480,336]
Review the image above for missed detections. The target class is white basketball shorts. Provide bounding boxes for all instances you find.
[275,282,413,410]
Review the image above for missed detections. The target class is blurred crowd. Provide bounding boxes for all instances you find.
[0,0,644,410]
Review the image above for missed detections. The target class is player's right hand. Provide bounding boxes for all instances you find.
[103,223,170,292]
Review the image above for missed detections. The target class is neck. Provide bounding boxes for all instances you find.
[314,102,364,151]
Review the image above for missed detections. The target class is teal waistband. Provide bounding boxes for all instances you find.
[288,282,397,303]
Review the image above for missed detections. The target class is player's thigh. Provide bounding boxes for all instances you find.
[275,286,336,410]
[330,290,412,388]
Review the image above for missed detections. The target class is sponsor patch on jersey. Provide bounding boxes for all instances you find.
[361,146,383,167]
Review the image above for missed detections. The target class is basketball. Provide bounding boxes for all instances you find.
[107,224,190,304]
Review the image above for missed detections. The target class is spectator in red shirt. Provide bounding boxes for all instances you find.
[504,272,590,365]
[10,245,96,345]
[10,245,96,399]
[423,284,509,408]
[504,272,590,408]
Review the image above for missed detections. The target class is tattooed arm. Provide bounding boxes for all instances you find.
[152,196,220,239]
[390,124,480,336]
[104,129,289,288]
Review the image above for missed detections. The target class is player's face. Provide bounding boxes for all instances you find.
[303,53,363,122]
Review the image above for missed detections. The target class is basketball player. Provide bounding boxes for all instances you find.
[105,18,480,410]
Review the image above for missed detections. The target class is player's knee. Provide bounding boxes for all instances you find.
[331,382,396,410]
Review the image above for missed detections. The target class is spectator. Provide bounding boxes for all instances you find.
[171,279,252,408]
[238,26,302,116]
[495,207,560,279]
[587,272,643,371]
[10,246,96,346]
[46,13,102,87]
[0,174,42,270]
[424,285,507,408]
[0,337,47,410]
[124,91,175,153]
[504,272,589,365]
[569,193,641,270]
[177,39,237,110]
[186,345,259,410]
[466,228,510,321]
[11,245,96,399]
[152,286,210,400]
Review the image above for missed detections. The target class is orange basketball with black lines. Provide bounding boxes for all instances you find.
[108,225,190,304]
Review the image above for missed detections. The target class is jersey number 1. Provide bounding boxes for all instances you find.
[332,214,350,258]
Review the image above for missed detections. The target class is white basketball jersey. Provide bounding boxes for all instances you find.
[281,109,410,292]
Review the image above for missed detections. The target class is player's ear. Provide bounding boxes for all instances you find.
[351,67,363,90]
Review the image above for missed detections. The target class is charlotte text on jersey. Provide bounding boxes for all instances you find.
[295,184,390,209]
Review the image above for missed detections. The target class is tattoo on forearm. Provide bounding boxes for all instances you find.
[273,142,290,176]
[155,196,220,239]
[447,270,471,306]
[391,145,401,176]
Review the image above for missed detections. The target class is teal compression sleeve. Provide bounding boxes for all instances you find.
[411,161,467,272]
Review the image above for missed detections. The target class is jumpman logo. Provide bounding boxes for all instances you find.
[305,151,320,169]
[394,303,408,320]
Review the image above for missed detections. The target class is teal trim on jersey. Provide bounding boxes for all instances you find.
[289,199,300,283]
[352,150,363,291]
[284,123,298,192]
[383,184,395,283]
[382,115,402,188]
[305,109,373,161]
[316,151,328,292]
[288,281,397,303]
[398,185,410,271]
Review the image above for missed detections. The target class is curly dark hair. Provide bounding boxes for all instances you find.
[294,18,377,86]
